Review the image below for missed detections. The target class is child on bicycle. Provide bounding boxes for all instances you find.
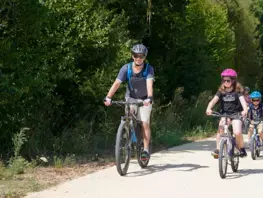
[243,86,251,133]
[247,91,263,145]
[206,68,248,158]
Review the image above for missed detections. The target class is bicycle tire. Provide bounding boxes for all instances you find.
[230,151,239,172]
[256,136,261,157]
[250,136,256,160]
[219,139,228,179]
[256,149,260,157]
[230,139,239,172]
[137,139,152,168]
[136,124,151,168]
[115,121,131,176]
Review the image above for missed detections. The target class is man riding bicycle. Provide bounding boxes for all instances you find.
[104,44,154,161]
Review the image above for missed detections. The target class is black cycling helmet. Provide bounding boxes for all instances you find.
[244,86,250,92]
[131,44,148,56]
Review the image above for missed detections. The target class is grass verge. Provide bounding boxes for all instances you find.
[0,129,215,198]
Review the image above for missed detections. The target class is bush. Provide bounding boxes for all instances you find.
[151,88,216,146]
[8,156,30,175]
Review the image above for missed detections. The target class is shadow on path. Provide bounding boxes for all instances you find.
[161,140,216,153]
[126,163,209,177]
[226,168,263,179]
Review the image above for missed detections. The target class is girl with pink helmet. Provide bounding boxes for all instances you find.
[206,68,248,158]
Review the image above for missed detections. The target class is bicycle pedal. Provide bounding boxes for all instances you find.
[140,157,147,161]
[211,153,219,159]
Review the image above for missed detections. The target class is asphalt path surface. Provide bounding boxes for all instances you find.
[26,135,263,198]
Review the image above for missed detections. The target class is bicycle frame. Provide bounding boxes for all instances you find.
[112,99,149,175]
[253,122,260,137]
[222,117,236,155]
[210,111,243,178]
[112,100,143,144]
[211,112,241,155]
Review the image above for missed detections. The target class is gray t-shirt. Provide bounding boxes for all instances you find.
[117,63,154,99]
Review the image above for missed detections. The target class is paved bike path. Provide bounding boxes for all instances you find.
[26,135,263,198]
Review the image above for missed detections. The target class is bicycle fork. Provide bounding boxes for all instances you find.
[224,126,237,157]
[254,128,262,147]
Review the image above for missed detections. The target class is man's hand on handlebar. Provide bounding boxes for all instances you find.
[206,109,212,115]
[104,97,112,106]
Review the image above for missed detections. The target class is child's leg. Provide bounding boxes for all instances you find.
[258,121,263,141]
[216,118,227,148]
[233,119,247,157]
[212,118,229,158]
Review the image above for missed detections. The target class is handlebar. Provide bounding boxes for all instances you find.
[209,111,242,119]
[244,117,263,123]
[111,100,144,106]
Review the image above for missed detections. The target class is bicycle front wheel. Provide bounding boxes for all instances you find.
[115,121,131,176]
[256,135,261,157]
[219,139,228,179]
[250,136,257,160]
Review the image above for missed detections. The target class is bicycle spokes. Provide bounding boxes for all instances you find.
[120,132,129,163]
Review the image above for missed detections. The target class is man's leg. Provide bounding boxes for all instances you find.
[142,122,151,152]
[138,104,152,161]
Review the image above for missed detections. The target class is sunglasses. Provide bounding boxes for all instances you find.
[222,79,232,83]
[252,99,260,102]
[133,54,145,59]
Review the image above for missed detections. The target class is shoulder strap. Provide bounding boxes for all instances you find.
[127,62,133,90]
[127,62,149,90]
[142,63,149,78]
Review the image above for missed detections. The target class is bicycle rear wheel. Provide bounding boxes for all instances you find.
[230,138,239,172]
[136,124,151,168]
[219,139,228,179]
[256,149,260,157]
[115,121,131,176]
[230,156,239,172]
[230,148,239,172]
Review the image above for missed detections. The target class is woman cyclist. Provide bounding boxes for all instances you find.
[206,68,248,158]
[243,86,251,133]
[244,86,251,106]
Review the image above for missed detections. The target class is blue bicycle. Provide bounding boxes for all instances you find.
[245,117,263,160]
[112,100,152,176]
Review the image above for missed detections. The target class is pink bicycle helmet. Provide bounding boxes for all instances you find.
[221,68,237,78]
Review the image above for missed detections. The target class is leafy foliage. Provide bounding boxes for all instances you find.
[0,0,262,159]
